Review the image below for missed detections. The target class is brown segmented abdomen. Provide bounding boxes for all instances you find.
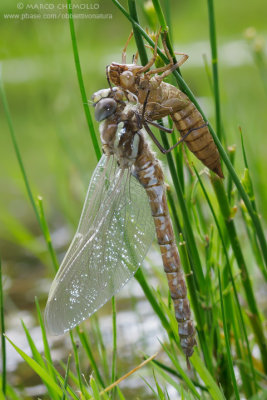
[134,141,197,358]
[142,82,224,178]
[171,94,224,178]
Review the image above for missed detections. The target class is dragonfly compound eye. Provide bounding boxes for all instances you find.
[94,98,117,122]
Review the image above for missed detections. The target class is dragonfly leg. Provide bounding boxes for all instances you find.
[146,119,173,133]
[132,50,139,65]
[154,55,189,84]
[144,121,208,155]
[138,28,161,74]
[141,90,173,133]
[143,121,169,153]
[105,65,113,89]
[163,123,209,153]
[122,31,134,64]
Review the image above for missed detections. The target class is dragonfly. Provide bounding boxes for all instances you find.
[108,30,224,178]
[45,86,197,360]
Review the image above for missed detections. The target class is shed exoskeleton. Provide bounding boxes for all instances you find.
[107,31,224,178]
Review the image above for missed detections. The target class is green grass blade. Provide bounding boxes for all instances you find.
[52,361,81,400]
[6,336,63,397]
[21,320,46,368]
[21,319,59,400]
[111,1,267,267]
[217,269,240,399]
[66,0,101,161]
[178,237,212,372]
[35,297,59,386]
[61,355,71,400]
[211,174,267,373]
[69,330,85,397]
[111,296,117,397]
[166,189,182,236]
[190,353,226,400]
[148,358,207,391]
[128,0,148,65]
[77,327,105,388]
[134,268,174,339]
[91,314,109,381]
[159,341,200,399]
[90,376,101,400]
[0,259,6,396]
[37,196,59,273]
[0,67,41,229]
[206,0,223,141]
[195,168,258,393]
[151,0,167,31]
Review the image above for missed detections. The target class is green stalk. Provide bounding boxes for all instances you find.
[111,296,117,399]
[37,197,59,273]
[151,0,167,31]
[77,328,105,388]
[69,331,85,397]
[111,0,267,268]
[207,0,223,141]
[0,71,60,272]
[166,190,182,236]
[218,269,240,399]
[226,146,236,202]
[195,168,257,394]
[134,269,173,339]
[178,237,213,373]
[62,354,71,400]
[148,358,207,391]
[0,259,6,396]
[128,0,148,65]
[0,69,41,229]
[211,175,267,373]
[66,0,101,161]
[160,132,205,289]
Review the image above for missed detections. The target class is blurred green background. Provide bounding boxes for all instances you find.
[0,0,267,394]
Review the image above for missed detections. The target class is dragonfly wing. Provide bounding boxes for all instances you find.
[45,155,155,335]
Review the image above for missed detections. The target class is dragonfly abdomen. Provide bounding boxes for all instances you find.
[134,143,197,358]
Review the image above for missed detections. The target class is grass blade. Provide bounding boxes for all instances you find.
[61,355,71,400]
[66,0,101,161]
[111,296,117,398]
[111,0,267,267]
[37,196,59,273]
[217,269,240,399]
[77,327,105,388]
[211,174,267,373]
[206,0,223,141]
[6,336,63,397]
[69,330,85,397]
[0,67,41,228]
[0,259,6,396]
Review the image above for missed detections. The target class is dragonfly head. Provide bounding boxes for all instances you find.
[92,87,127,122]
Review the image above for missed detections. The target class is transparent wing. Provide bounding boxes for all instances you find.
[45,155,155,335]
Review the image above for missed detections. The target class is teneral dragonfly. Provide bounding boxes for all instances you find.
[108,31,224,178]
[45,87,197,359]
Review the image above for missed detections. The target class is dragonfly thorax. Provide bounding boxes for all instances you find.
[114,124,142,168]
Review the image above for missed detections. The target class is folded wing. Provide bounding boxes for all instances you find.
[45,155,155,335]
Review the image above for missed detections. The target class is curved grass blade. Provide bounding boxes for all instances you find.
[66,0,101,161]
